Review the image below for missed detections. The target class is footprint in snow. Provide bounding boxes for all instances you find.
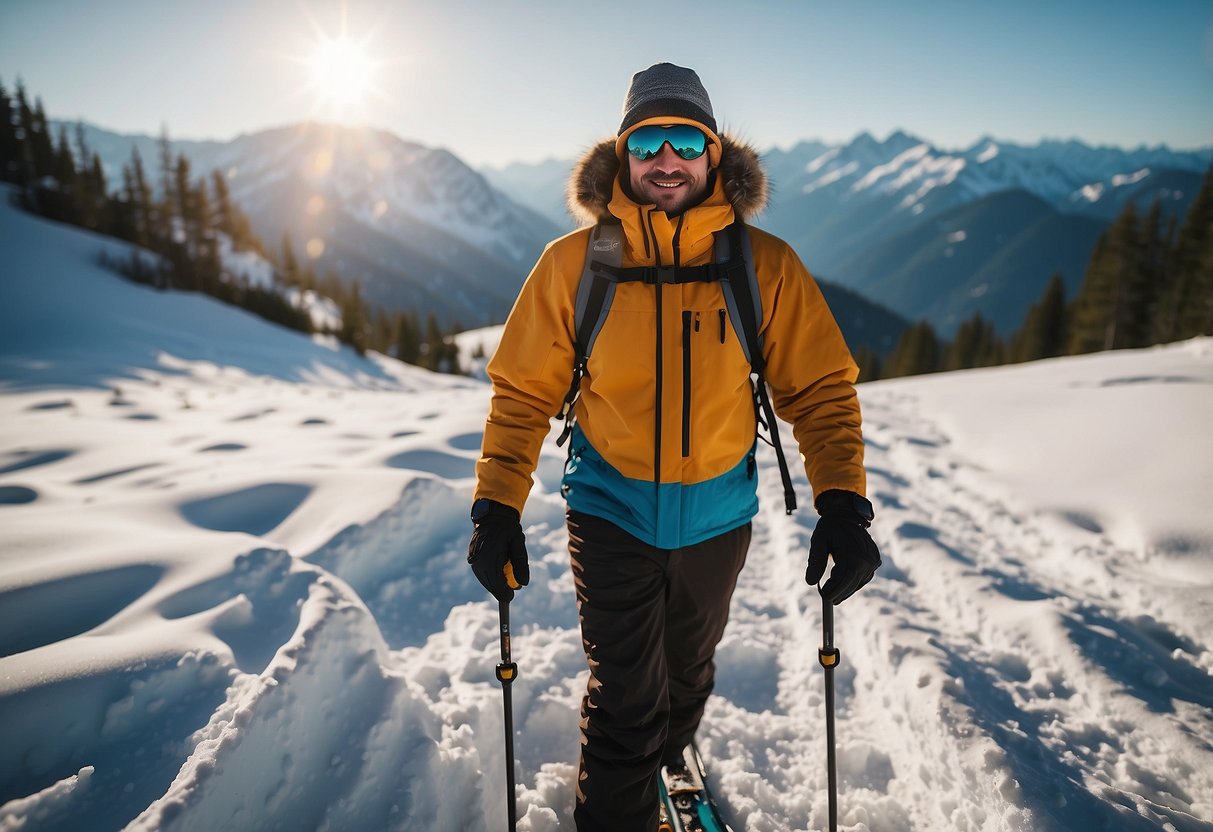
[73,463,163,485]
[178,483,313,536]
[384,449,475,480]
[25,399,73,411]
[0,563,164,658]
[0,448,74,475]
[0,485,38,505]
[447,432,483,451]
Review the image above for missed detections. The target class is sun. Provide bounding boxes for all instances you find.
[306,34,378,117]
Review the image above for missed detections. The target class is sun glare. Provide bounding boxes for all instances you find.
[306,34,378,116]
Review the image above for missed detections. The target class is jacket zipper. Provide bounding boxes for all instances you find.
[672,214,687,460]
[719,309,727,343]
[682,311,692,457]
[648,209,663,494]
[637,206,652,260]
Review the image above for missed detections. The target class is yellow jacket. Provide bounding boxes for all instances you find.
[476,134,866,548]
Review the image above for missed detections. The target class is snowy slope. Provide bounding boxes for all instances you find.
[2,199,1212,832]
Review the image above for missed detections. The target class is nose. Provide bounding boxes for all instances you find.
[651,141,683,167]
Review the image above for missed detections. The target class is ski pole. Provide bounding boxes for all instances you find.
[818,593,840,832]
[496,567,519,831]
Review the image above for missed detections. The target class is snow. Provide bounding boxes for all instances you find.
[1079,183,1105,203]
[976,143,1000,164]
[454,325,505,382]
[803,161,859,195]
[788,132,1210,221]
[1111,168,1151,188]
[2,194,1212,831]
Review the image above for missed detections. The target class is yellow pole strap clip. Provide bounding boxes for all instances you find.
[818,647,840,669]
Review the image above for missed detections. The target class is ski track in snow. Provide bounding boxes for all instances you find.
[1,191,1211,830]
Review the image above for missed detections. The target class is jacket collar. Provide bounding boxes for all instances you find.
[606,173,734,266]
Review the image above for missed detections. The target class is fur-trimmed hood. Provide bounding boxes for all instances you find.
[566,134,768,226]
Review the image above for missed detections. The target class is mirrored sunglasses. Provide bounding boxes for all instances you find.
[625,125,708,161]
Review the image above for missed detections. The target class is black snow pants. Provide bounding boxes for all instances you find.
[567,510,750,832]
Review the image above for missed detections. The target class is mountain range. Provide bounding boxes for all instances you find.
[487,133,1210,336]
[73,122,562,329]
[73,121,1209,348]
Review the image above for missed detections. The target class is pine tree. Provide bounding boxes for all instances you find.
[1139,197,1166,327]
[73,123,100,229]
[853,346,882,382]
[369,307,394,354]
[114,162,137,242]
[53,125,75,187]
[0,79,21,184]
[90,153,109,231]
[280,233,301,286]
[882,321,941,378]
[419,313,465,372]
[394,311,421,364]
[173,154,193,243]
[192,176,221,294]
[1069,202,1151,354]
[28,95,56,179]
[1169,166,1213,340]
[32,124,78,224]
[300,263,318,294]
[12,82,40,184]
[156,127,175,240]
[1012,274,1068,362]
[1153,213,1183,344]
[340,280,368,354]
[128,147,154,247]
[210,169,238,243]
[945,313,1002,371]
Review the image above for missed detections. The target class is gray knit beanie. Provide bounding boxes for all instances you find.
[619,63,717,136]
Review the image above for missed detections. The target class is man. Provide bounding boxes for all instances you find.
[468,63,881,831]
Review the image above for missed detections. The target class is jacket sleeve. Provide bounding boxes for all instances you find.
[474,237,581,514]
[753,231,867,503]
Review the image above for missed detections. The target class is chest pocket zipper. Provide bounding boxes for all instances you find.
[682,311,693,458]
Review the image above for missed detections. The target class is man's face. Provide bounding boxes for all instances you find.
[627,137,712,216]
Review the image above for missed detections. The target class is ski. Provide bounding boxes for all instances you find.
[658,794,674,832]
[658,743,734,832]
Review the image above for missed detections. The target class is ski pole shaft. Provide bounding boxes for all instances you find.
[496,599,518,831]
[818,595,840,832]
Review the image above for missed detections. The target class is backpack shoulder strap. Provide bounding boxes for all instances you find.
[716,221,798,514]
[556,222,624,446]
[715,221,763,369]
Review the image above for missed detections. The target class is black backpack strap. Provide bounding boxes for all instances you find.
[716,221,797,514]
[557,223,624,446]
[601,263,723,285]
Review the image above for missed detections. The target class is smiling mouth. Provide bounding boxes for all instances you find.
[650,179,687,189]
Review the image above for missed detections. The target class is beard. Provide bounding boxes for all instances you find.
[629,170,712,216]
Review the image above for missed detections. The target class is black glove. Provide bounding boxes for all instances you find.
[468,499,530,604]
[806,489,881,605]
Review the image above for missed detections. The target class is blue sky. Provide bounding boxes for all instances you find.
[2,0,1211,167]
